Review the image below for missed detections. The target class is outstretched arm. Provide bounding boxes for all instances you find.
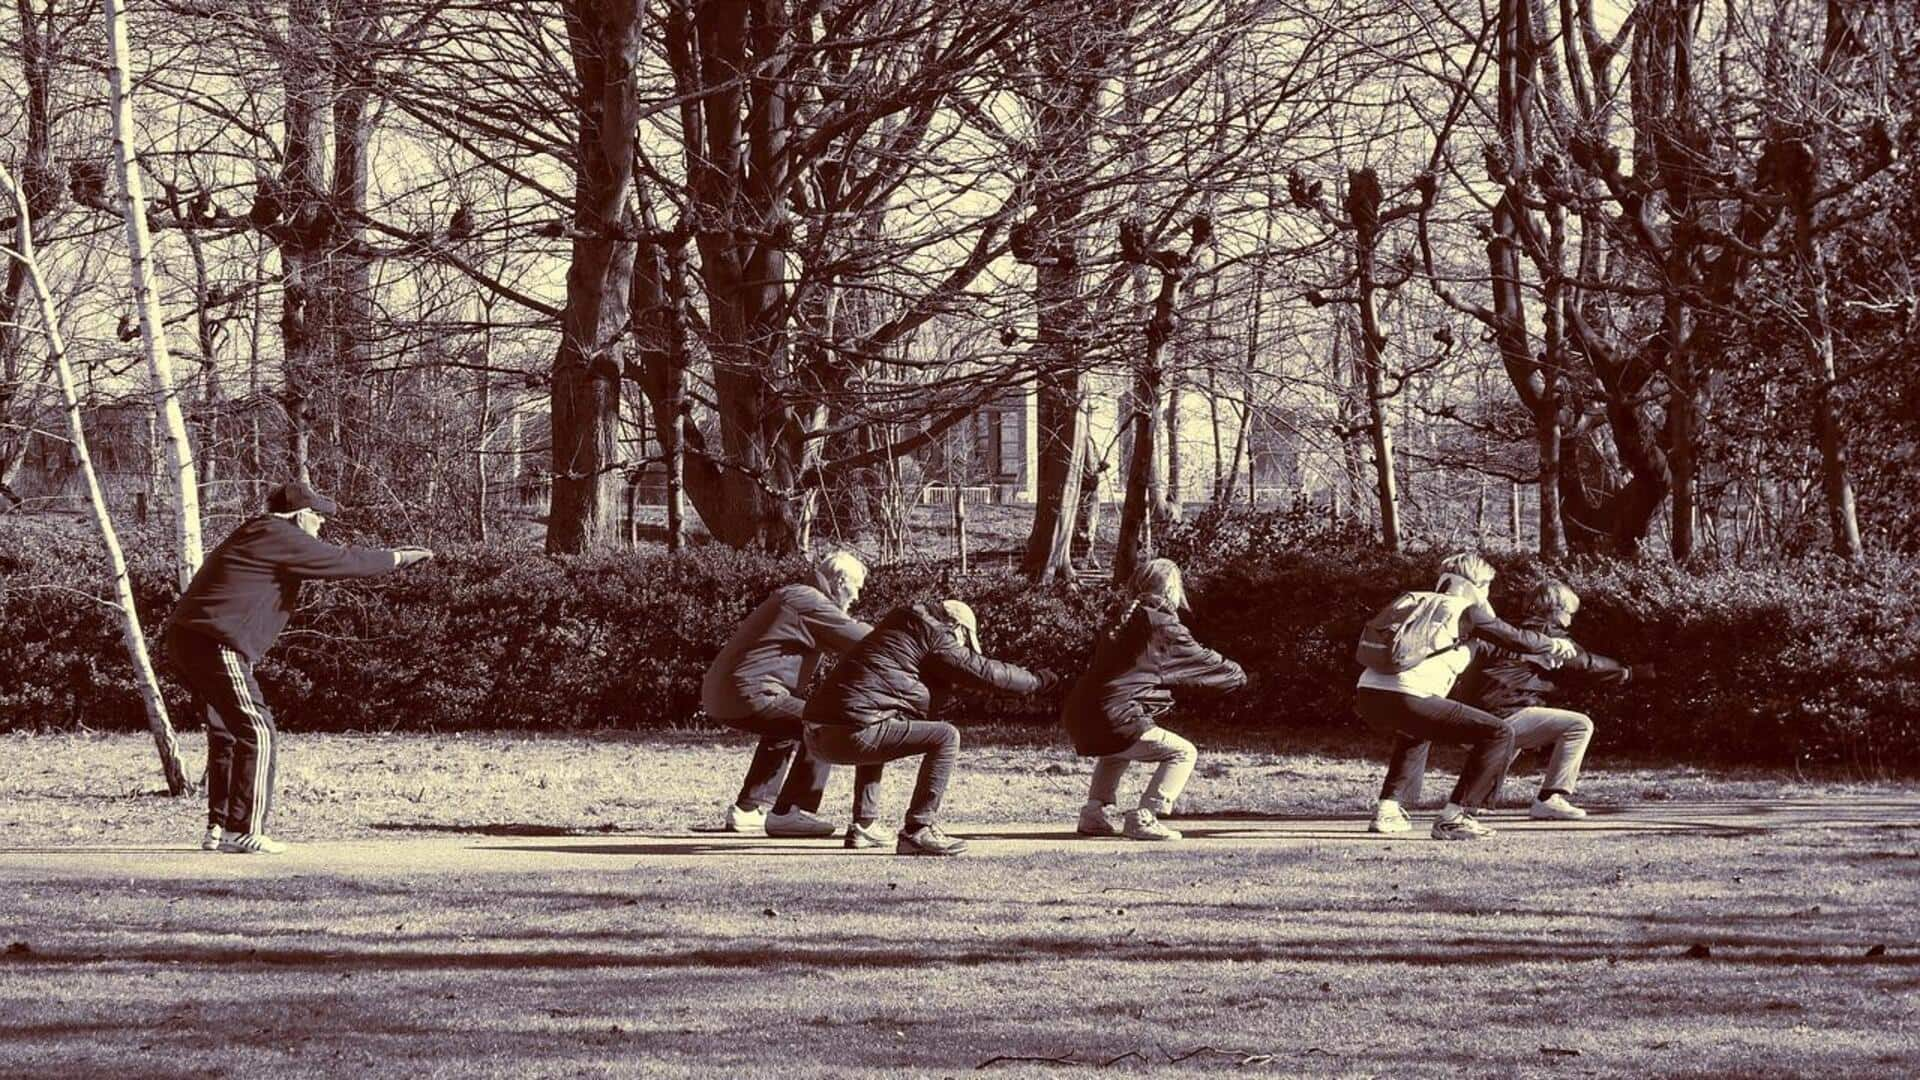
[927,645,1057,696]
[267,528,413,580]
[793,589,873,655]
[1155,622,1247,693]
[1462,602,1576,660]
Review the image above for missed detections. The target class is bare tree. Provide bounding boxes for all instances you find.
[2,159,190,795]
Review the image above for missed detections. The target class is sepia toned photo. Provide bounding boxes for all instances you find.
[2,0,1915,1075]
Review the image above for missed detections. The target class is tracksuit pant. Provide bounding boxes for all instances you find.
[166,628,278,836]
[805,718,959,831]
[722,690,832,815]
[1356,687,1513,810]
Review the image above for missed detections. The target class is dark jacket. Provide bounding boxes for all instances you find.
[1456,618,1632,717]
[701,584,871,720]
[164,516,399,662]
[803,603,1049,729]
[1062,595,1246,757]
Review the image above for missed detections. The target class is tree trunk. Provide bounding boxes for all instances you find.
[3,162,190,796]
[1787,153,1863,559]
[104,0,203,590]
[547,1,645,554]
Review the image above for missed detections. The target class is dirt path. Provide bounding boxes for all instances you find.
[6,796,1913,881]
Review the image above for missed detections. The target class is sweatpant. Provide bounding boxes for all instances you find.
[167,628,278,836]
[804,719,958,832]
[722,691,831,814]
[1495,706,1595,798]
[1356,687,1512,811]
[1087,727,1197,814]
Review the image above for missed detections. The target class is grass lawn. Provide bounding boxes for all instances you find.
[1,731,1916,1078]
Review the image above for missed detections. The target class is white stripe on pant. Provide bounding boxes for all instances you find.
[219,646,274,836]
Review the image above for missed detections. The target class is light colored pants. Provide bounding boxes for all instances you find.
[1087,727,1197,814]
[1500,706,1595,797]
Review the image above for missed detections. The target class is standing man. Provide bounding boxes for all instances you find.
[165,481,433,854]
[703,550,872,837]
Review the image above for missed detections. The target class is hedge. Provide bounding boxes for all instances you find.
[1,509,1915,772]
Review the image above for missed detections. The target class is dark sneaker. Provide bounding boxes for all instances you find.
[895,825,968,856]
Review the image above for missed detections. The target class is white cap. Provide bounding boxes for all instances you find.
[940,599,980,652]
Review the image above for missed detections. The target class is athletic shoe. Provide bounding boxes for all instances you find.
[1530,794,1588,820]
[218,833,289,854]
[844,821,887,849]
[1430,815,1494,841]
[200,825,224,851]
[1368,804,1413,834]
[1124,808,1181,841]
[1076,803,1122,837]
[895,825,968,856]
[765,808,837,838]
[723,804,767,834]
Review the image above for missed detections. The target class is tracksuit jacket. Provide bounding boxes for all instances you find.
[700,584,871,721]
[164,516,400,659]
[1062,594,1246,757]
[803,602,1051,728]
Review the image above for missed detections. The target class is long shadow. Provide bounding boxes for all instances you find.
[0,931,1910,975]
[368,823,611,837]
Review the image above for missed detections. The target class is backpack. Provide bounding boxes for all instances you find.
[1354,591,1468,674]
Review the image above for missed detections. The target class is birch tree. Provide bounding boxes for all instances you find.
[1,160,190,796]
[103,0,202,588]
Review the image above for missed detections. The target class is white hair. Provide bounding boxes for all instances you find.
[814,549,867,588]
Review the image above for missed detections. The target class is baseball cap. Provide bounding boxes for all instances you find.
[265,481,339,516]
[940,599,980,652]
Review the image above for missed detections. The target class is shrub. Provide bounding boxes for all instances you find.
[3,510,1916,772]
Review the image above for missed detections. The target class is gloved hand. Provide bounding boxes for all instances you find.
[1629,662,1658,684]
[393,547,436,569]
[1031,669,1064,695]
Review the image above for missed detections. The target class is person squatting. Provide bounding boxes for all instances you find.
[163,486,1647,857]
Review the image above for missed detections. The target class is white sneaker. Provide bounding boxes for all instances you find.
[1431,815,1494,841]
[200,825,224,851]
[1124,808,1181,841]
[765,807,837,838]
[1076,803,1122,837]
[218,833,289,854]
[723,804,767,834]
[844,821,887,849]
[1368,803,1413,834]
[1530,794,1588,820]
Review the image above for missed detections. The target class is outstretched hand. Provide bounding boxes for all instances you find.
[394,547,435,569]
[1031,668,1064,695]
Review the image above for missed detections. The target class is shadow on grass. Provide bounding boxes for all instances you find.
[0,930,1909,974]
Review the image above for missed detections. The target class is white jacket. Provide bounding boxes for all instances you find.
[1355,643,1473,699]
